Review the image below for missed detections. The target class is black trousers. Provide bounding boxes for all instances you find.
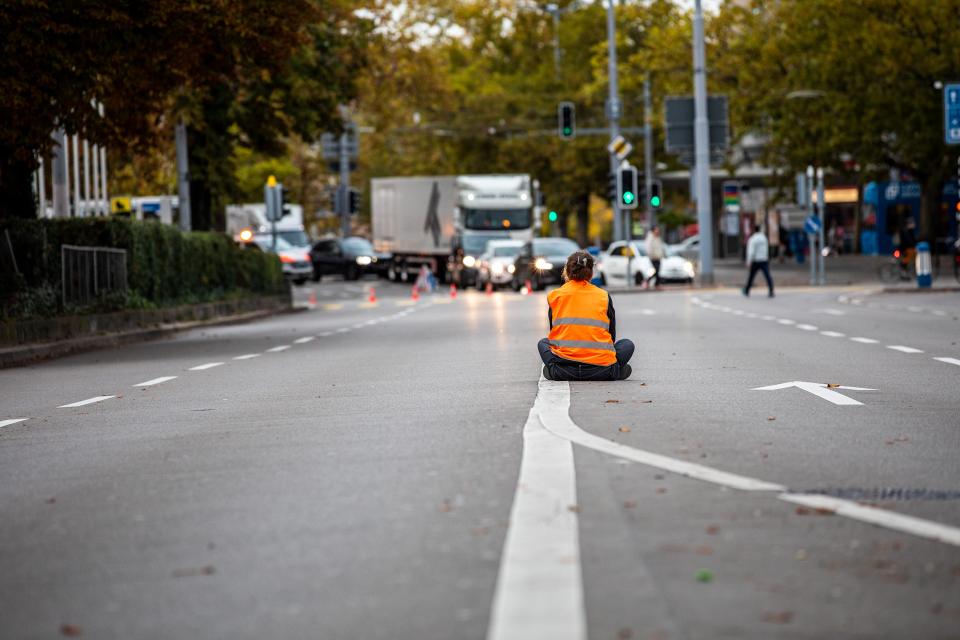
[538,338,635,381]
[649,259,661,287]
[744,260,774,295]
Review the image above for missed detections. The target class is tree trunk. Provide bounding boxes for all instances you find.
[0,151,39,220]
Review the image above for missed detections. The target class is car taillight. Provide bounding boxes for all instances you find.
[280,254,296,263]
[893,249,900,259]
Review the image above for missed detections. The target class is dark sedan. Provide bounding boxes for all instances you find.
[310,236,380,281]
[510,237,581,291]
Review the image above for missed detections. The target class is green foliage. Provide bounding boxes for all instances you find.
[0,219,285,319]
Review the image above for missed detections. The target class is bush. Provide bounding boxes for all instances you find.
[0,218,285,319]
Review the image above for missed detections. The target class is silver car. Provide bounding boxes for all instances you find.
[477,240,524,288]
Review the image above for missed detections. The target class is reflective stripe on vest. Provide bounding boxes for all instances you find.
[552,317,610,330]
[548,339,616,351]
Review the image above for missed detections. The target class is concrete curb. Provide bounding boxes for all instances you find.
[0,295,295,369]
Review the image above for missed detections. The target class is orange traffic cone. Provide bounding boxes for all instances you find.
[308,289,317,307]
[485,281,493,296]
[368,287,377,303]
[450,283,458,299]
[522,279,533,296]
[411,286,420,301]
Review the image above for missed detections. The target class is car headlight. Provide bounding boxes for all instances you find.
[356,255,373,266]
[683,261,695,275]
[535,257,553,271]
[463,255,476,268]
[507,264,516,274]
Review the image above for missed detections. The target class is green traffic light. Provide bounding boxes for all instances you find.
[650,195,661,207]
[622,191,635,204]
[548,210,558,222]
[563,127,571,135]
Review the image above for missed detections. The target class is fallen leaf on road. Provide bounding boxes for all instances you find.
[762,611,794,624]
[567,504,580,513]
[438,500,453,513]
[172,565,215,578]
[695,569,713,583]
[826,383,840,388]
[618,427,631,433]
[795,549,807,560]
[623,500,638,509]
[605,399,620,404]
[46,497,56,504]
[639,382,647,387]
[767,416,776,421]
[60,624,82,637]
[706,525,720,535]
[639,400,653,404]
[795,506,834,516]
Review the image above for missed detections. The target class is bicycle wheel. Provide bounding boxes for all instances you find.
[878,262,900,283]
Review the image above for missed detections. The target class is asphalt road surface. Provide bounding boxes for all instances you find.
[2,280,959,639]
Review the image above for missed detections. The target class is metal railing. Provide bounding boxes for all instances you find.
[61,244,128,308]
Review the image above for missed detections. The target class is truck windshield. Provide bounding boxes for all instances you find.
[462,207,531,230]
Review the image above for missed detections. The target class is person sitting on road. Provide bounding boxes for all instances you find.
[538,251,635,381]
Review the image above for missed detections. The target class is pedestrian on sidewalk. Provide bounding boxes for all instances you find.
[743,224,774,297]
[538,251,634,381]
[645,225,665,289]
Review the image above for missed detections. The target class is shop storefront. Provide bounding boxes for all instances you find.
[861,181,959,255]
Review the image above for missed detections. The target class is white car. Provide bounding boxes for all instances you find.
[596,241,656,286]
[477,240,524,288]
[659,246,697,283]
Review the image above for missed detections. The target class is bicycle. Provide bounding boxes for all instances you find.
[878,248,915,283]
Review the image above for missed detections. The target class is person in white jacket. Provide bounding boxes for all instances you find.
[645,225,666,288]
[743,224,774,297]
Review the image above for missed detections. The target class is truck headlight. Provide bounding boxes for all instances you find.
[535,258,553,271]
[356,255,373,266]
[463,255,476,268]
[507,264,516,274]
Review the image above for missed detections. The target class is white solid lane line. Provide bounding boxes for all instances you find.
[934,357,960,367]
[294,336,315,344]
[487,404,585,640]
[820,331,845,337]
[850,337,879,344]
[531,377,960,549]
[0,418,28,428]
[887,345,923,354]
[779,494,960,547]
[233,354,260,360]
[266,345,291,352]
[189,362,224,371]
[59,395,115,408]
[133,376,177,387]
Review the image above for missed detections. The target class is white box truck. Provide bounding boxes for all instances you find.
[225,202,310,248]
[371,174,536,284]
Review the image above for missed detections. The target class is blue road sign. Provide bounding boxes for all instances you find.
[945,83,960,145]
[804,215,822,235]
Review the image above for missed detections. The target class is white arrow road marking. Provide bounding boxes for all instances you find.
[133,376,177,387]
[59,395,115,408]
[752,381,877,406]
[0,418,28,429]
[887,345,923,354]
[189,362,224,371]
[934,357,960,367]
[487,405,585,640]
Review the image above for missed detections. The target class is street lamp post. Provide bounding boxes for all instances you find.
[605,1,623,242]
[692,0,714,283]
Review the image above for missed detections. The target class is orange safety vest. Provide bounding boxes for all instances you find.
[547,280,616,366]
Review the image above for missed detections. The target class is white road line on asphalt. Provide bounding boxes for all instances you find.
[850,337,879,344]
[318,332,334,338]
[294,336,315,344]
[487,404,585,640]
[779,494,960,547]
[0,418,28,429]
[887,345,923,354]
[532,376,960,548]
[837,295,849,302]
[820,331,846,337]
[233,354,261,360]
[58,395,115,408]
[817,308,846,316]
[743,312,758,318]
[761,315,775,321]
[908,306,923,313]
[752,381,876,406]
[777,319,796,325]
[732,310,745,316]
[133,376,177,387]
[188,362,224,371]
[351,323,365,329]
[796,324,818,331]
[640,309,656,316]
[932,310,947,317]
[266,345,291,352]
[933,357,960,367]
[336,327,350,333]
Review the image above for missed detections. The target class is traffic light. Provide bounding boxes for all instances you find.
[617,165,639,210]
[558,101,575,140]
[280,187,293,218]
[649,179,663,209]
[548,210,558,222]
[348,188,361,215]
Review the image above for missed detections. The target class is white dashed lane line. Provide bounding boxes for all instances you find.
[266,345,291,353]
[777,319,796,325]
[934,357,960,367]
[850,337,879,344]
[294,336,315,344]
[59,396,115,408]
[887,345,923,354]
[189,362,224,371]
[0,418,28,429]
[820,331,845,338]
[133,376,178,387]
[233,354,261,360]
[795,324,818,331]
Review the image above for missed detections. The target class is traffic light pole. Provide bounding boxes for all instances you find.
[605,1,623,242]
[644,73,656,231]
[339,131,351,238]
[692,0,714,284]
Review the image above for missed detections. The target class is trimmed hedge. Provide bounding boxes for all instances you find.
[0,218,286,319]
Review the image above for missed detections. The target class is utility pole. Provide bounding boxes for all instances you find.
[806,165,815,286]
[817,167,826,285]
[175,121,192,231]
[692,0,714,283]
[605,1,623,242]
[548,6,561,77]
[338,129,351,238]
[98,102,108,217]
[643,73,655,231]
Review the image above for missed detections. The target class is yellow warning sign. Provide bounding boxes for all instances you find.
[111,196,132,215]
